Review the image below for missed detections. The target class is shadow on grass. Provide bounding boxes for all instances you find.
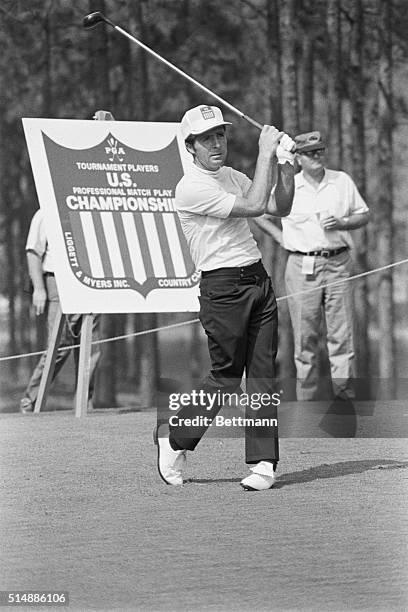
[188,459,408,487]
[274,459,408,489]
[188,477,242,484]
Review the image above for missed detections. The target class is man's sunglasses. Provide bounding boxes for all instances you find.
[300,148,325,157]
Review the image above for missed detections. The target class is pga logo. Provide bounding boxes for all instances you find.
[105,137,125,162]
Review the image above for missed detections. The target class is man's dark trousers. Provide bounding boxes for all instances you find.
[170,260,279,464]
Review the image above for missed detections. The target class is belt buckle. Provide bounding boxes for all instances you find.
[321,250,330,258]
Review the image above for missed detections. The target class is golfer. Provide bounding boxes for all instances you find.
[156,105,295,490]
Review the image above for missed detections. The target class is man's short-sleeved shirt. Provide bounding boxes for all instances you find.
[175,164,261,271]
[25,209,53,272]
[281,169,369,252]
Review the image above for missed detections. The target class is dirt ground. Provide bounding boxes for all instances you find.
[0,410,407,612]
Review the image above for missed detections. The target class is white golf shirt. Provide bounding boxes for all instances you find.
[281,169,368,252]
[26,209,54,273]
[175,163,261,271]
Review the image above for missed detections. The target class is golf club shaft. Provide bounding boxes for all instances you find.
[113,24,263,131]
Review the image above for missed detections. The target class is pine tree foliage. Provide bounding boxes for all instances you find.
[0,0,407,402]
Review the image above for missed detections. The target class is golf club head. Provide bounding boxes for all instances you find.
[83,12,114,29]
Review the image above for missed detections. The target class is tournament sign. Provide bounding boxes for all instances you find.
[22,119,199,313]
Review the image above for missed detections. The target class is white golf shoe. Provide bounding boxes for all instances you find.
[154,424,186,486]
[240,460,276,491]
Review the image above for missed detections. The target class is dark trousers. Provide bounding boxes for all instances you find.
[170,261,279,464]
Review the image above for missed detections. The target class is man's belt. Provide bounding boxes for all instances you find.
[289,247,349,258]
[201,260,265,278]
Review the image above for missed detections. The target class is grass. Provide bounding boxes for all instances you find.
[0,410,407,611]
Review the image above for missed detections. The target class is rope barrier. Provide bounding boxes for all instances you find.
[280,256,408,300]
[0,257,407,363]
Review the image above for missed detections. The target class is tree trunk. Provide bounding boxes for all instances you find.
[93,315,118,407]
[131,0,160,408]
[189,318,202,386]
[0,102,17,378]
[42,7,53,117]
[17,214,32,353]
[326,0,344,168]
[88,0,110,109]
[86,0,117,406]
[376,0,396,395]
[139,313,159,408]
[280,0,299,131]
[28,2,54,367]
[273,246,296,398]
[4,189,17,374]
[276,0,298,395]
[301,36,314,131]
[134,0,150,120]
[266,0,283,127]
[349,0,371,397]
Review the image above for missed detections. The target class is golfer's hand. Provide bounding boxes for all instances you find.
[32,288,47,315]
[276,133,296,164]
[259,125,284,159]
[279,133,296,153]
[320,215,344,230]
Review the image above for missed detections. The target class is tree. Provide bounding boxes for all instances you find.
[376,0,396,394]
[0,0,406,407]
[133,0,159,408]
[86,0,118,407]
[275,0,300,394]
[280,0,299,130]
[266,0,283,128]
[326,0,344,167]
[348,0,371,395]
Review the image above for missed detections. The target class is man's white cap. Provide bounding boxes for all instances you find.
[180,105,232,140]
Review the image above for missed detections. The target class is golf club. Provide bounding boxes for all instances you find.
[83,11,268,133]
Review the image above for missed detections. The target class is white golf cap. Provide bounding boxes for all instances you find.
[180,105,232,140]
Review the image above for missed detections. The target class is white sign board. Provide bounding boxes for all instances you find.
[22,118,199,313]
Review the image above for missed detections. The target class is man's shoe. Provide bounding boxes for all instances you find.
[20,397,34,414]
[153,424,186,486]
[240,461,276,491]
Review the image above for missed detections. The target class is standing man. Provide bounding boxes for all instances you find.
[155,104,295,490]
[20,207,101,413]
[258,131,369,402]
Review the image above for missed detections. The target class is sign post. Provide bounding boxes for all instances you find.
[33,305,65,414]
[74,314,94,417]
